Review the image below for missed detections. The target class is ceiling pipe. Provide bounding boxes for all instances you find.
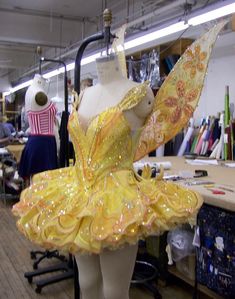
[0,38,66,49]
[0,7,96,24]
[124,0,186,29]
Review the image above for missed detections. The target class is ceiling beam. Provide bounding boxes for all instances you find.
[0,37,66,49]
[0,63,25,69]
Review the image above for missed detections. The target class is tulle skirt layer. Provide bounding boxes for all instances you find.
[12,167,202,254]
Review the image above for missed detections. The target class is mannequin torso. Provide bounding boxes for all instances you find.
[78,55,154,131]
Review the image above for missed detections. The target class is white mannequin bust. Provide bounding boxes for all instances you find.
[25,74,51,112]
[78,54,154,131]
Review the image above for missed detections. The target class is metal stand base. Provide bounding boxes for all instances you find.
[131,257,162,299]
[24,254,74,294]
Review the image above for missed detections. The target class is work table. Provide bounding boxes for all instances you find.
[142,156,235,212]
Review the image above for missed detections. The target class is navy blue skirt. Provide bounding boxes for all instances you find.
[19,135,58,178]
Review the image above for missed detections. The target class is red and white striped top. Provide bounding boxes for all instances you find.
[27,102,57,136]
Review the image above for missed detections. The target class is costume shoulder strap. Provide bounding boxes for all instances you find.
[73,90,85,110]
[118,82,148,111]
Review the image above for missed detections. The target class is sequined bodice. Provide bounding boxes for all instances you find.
[68,83,148,187]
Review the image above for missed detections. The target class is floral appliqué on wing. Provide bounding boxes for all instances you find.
[183,44,207,78]
[164,80,198,124]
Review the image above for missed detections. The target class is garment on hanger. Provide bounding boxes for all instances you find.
[13,22,225,254]
[58,110,73,167]
[19,98,58,178]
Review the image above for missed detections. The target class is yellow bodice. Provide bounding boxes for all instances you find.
[68,83,148,189]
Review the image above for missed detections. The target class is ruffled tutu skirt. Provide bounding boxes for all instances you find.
[12,167,202,254]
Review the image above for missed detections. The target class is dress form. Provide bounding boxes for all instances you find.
[78,54,155,132]
[25,74,50,112]
[75,54,154,299]
[19,74,58,179]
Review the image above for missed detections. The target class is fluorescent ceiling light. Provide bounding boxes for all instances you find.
[125,21,189,50]
[3,91,11,96]
[81,53,101,65]
[188,2,235,26]
[3,1,235,96]
[3,80,33,96]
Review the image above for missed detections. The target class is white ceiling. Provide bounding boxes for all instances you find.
[0,0,107,18]
[0,0,231,92]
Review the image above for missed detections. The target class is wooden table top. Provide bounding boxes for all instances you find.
[141,156,235,212]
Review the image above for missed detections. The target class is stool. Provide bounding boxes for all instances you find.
[131,259,162,299]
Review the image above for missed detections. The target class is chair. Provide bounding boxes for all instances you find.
[30,249,66,269]
[24,252,74,294]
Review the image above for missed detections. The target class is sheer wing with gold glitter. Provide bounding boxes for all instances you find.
[112,21,226,161]
[134,21,226,160]
[111,24,128,78]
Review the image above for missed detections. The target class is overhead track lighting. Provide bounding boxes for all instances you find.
[188,1,235,26]
[3,0,235,96]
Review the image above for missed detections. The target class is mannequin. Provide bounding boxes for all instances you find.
[75,54,155,299]
[19,74,58,178]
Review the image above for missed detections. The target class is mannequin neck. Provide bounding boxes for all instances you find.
[96,55,124,85]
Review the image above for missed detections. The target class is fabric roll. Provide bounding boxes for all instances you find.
[177,127,194,156]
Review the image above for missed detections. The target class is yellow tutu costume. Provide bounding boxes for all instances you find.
[12,22,225,254]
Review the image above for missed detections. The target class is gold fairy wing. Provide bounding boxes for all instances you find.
[111,24,127,78]
[134,21,227,161]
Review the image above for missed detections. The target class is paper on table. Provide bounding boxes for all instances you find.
[134,161,172,170]
[224,163,235,168]
[186,159,219,166]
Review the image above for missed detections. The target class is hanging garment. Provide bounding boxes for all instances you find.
[19,102,58,177]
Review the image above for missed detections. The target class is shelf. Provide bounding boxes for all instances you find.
[168,265,224,299]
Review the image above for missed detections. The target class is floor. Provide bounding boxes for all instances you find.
[0,200,200,299]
